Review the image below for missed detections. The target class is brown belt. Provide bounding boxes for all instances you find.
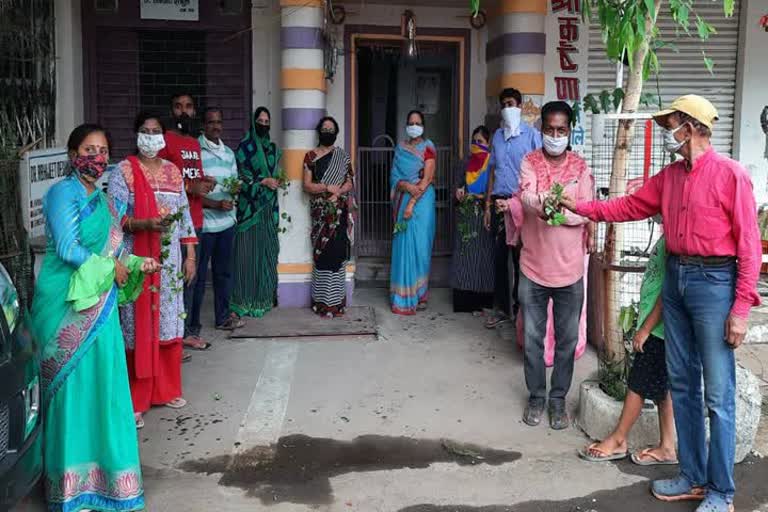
[671,254,736,267]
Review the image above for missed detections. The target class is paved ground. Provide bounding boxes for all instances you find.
[15,288,768,512]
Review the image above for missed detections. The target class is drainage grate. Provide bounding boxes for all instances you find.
[0,403,9,460]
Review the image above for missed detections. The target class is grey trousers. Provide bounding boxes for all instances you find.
[519,272,584,405]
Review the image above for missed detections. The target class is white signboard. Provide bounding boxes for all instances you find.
[19,148,70,239]
[141,0,199,21]
[543,0,589,152]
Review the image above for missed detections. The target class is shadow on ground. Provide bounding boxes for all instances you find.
[399,456,768,512]
[180,434,521,505]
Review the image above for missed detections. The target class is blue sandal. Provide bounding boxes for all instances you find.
[652,476,706,502]
[696,493,734,512]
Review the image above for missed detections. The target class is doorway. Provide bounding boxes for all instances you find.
[347,28,470,270]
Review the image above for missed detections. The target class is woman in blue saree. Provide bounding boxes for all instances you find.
[32,124,159,511]
[390,110,437,315]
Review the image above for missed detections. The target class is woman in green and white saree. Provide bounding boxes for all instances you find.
[31,124,159,512]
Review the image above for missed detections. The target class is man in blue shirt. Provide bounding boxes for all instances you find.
[483,88,542,328]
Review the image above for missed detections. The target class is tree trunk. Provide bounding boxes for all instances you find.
[602,0,662,362]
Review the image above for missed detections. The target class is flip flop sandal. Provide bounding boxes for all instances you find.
[135,414,145,430]
[484,316,509,329]
[186,341,211,351]
[182,351,192,363]
[165,398,187,409]
[216,317,246,331]
[577,443,628,462]
[631,448,678,466]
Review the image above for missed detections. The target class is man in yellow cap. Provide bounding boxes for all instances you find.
[561,94,762,511]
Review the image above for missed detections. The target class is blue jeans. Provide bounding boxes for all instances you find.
[519,273,583,405]
[189,226,235,333]
[663,256,736,502]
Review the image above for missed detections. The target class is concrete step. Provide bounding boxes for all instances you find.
[355,256,452,288]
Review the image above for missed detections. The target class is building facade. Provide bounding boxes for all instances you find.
[53,0,768,307]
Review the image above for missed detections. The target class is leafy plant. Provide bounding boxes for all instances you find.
[154,205,189,299]
[599,302,639,401]
[275,168,290,198]
[393,222,408,235]
[221,176,243,197]
[543,183,567,226]
[456,195,481,247]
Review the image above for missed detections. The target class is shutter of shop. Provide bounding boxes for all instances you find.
[587,0,741,155]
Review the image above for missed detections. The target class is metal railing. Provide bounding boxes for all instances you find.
[355,145,457,258]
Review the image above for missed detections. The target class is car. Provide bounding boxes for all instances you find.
[0,262,42,510]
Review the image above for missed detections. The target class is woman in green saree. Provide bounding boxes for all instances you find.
[230,107,283,318]
[32,124,159,512]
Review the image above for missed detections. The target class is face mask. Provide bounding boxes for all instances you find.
[543,134,569,156]
[501,107,522,138]
[406,124,424,139]
[319,132,337,147]
[254,124,270,138]
[137,133,166,158]
[72,154,108,179]
[173,113,196,136]
[663,124,687,154]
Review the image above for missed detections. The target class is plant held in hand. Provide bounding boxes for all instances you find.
[543,182,567,226]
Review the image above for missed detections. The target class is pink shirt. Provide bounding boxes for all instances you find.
[503,195,524,246]
[576,147,761,319]
[519,150,593,287]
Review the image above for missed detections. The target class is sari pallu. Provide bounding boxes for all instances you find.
[306,148,355,316]
[32,176,146,512]
[231,130,282,317]
[389,140,436,315]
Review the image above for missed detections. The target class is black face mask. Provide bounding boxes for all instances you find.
[319,132,337,147]
[173,113,198,136]
[254,124,270,138]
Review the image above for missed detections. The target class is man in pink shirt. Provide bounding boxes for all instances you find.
[499,101,593,430]
[562,95,761,512]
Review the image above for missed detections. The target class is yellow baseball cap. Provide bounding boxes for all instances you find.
[652,94,719,129]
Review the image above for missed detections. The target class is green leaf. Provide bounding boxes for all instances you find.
[470,0,480,17]
[643,0,655,17]
[583,94,600,114]
[677,2,690,32]
[695,15,716,40]
[612,88,625,111]
[571,100,582,126]
[599,90,612,113]
[702,52,715,74]
[723,0,734,17]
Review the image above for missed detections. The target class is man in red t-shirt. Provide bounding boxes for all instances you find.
[159,92,215,352]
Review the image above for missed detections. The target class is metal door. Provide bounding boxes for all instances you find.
[355,136,457,258]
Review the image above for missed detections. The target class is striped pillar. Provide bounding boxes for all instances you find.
[485,0,547,112]
[277,0,327,308]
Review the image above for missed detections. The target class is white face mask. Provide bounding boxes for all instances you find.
[137,133,166,158]
[543,134,569,156]
[501,107,522,139]
[406,124,424,139]
[663,124,686,154]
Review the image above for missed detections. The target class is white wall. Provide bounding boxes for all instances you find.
[733,0,768,206]
[54,0,84,146]
[326,4,488,151]
[251,2,283,142]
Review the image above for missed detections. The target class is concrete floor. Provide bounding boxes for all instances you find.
[15,288,768,512]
